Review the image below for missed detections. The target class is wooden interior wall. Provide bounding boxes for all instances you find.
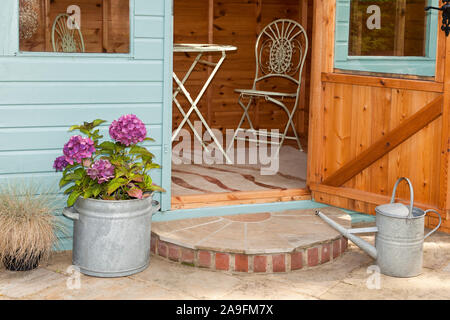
[173,0,313,147]
[308,0,450,233]
[19,0,129,53]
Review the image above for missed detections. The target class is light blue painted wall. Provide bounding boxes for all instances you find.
[0,0,173,250]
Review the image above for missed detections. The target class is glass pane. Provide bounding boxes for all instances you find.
[19,0,130,53]
[349,0,428,56]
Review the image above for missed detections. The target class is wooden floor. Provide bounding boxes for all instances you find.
[172,188,311,210]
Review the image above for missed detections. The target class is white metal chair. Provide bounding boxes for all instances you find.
[228,19,308,156]
[52,14,85,53]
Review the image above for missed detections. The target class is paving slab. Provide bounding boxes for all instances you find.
[322,267,450,300]
[0,268,67,299]
[220,278,318,300]
[0,217,448,300]
[130,256,242,299]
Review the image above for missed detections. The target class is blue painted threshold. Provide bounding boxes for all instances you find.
[153,199,376,224]
[153,200,328,222]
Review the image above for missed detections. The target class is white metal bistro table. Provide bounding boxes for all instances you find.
[172,44,237,164]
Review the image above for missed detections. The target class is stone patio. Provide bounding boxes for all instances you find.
[0,222,449,300]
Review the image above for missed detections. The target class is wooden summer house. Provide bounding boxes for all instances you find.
[0,0,449,252]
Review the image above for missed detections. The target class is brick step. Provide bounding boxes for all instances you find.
[150,208,352,273]
[151,233,348,273]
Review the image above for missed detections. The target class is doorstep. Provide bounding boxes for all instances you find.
[151,207,351,273]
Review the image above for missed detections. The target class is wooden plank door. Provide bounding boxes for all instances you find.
[307,0,450,233]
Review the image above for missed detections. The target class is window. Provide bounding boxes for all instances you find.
[19,0,130,54]
[335,0,439,76]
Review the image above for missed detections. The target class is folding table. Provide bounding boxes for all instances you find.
[172,44,237,164]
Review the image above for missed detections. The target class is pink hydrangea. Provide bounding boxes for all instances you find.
[109,114,147,146]
[63,135,96,165]
[87,159,115,184]
[53,156,69,172]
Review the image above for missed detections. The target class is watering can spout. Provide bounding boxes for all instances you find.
[315,211,378,260]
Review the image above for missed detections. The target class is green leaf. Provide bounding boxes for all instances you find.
[106,178,128,195]
[148,184,166,193]
[92,184,102,197]
[67,191,82,207]
[68,125,81,132]
[96,149,113,156]
[129,145,154,158]
[143,175,153,189]
[115,167,129,178]
[92,119,107,127]
[145,163,160,171]
[62,164,78,176]
[130,173,144,182]
[80,128,91,136]
[63,185,76,195]
[59,178,72,188]
[144,137,155,142]
[83,188,93,199]
[99,141,116,150]
[74,168,85,178]
[65,173,81,181]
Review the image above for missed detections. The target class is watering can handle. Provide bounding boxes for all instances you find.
[424,209,442,240]
[390,177,414,219]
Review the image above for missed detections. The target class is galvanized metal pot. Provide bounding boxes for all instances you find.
[316,177,442,278]
[63,195,160,278]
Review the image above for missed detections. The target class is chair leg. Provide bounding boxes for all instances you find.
[265,96,303,156]
[226,95,255,154]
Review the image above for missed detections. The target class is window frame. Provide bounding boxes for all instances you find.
[334,0,439,77]
[16,0,134,58]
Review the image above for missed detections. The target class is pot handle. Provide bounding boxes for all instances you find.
[424,209,442,240]
[63,207,79,221]
[391,177,414,219]
[151,200,161,215]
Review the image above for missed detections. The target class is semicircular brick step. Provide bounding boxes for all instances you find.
[150,208,351,273]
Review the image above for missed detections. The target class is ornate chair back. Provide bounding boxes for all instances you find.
[52,14,85,53]
[253,19,308,93]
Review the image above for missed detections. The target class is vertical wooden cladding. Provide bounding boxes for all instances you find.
[318,83,442,207]
[308,0,449,233]
[173,0,313,143]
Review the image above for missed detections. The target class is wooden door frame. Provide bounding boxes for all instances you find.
[170,0,313,210]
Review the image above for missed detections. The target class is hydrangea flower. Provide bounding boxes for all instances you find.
[109,114,147,146]
[87,159,115,184]
[63,135,96,165]
[53,156,69,172]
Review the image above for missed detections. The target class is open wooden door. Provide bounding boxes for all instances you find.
[307,0,450,233]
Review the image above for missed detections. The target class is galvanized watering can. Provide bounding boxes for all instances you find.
[316,177,442,278]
